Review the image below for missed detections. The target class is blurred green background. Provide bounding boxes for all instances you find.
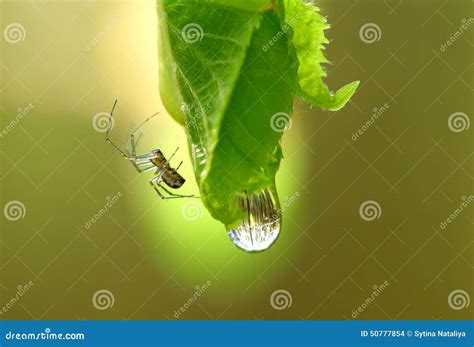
[0,0,472,320]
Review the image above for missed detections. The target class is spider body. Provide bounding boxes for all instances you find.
[150,150,185,189]
[105,100,194,199]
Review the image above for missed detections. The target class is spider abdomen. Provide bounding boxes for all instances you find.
[162,169,185,189]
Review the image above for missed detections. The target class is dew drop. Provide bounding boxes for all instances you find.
[226,187,281,252]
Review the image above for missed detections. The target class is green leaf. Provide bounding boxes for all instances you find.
[157,0,186,125]
[159,1,295,226]
[200,12,297,226]
[205,0,274,12]
[157,0,275,125]
[279,0,359,111]
[158,0,358,228]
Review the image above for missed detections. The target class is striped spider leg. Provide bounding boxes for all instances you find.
[105,100,196,199]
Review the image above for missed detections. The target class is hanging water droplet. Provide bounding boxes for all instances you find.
[226,187,281,252]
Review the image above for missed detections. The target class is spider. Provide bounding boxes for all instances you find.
[105,100,195,199]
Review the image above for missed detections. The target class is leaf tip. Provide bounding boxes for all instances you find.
[330,80,360,111]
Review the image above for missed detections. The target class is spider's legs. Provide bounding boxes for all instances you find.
[105,100,131,158]
[131,163,156,173]
[148,171,168,199]
[157,183,196,199]
[128,152,158,173]
[149,181,167,199]
[106,137,130,158]
[129,112,159,157]
[148,171,194,199]
[168,147,179,162]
